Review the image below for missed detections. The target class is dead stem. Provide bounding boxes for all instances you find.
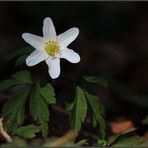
[49,129,78,147]
[0,118,12,142]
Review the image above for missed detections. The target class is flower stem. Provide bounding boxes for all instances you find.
[0,118,12,142]
[44,129,78,147]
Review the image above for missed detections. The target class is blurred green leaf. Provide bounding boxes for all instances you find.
[106,128,148,147]
[83,76,108,88]
[0,79,19,92]
[75,139,88,146]
[15,55,28,67]
[97,139,107,146]
[2,87,31,132]
[12,124,41,138]
[66,102,74,112]
[1,46,34,62]
[107,134,121,146]
[71,86,87,131]
[0,70,32,92]
[84,90,105,139]
[111,135,148,147]
[29,83,54,137]
[0,137,28,146]
[92,114,97,128]
[11,70,32,83]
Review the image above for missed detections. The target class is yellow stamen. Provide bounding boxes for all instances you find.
[44,41,60,56]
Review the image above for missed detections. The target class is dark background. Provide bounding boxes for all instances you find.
[1,2,148,129]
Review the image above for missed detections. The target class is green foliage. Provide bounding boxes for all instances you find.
[12,124,41,138]
[1,46,34,62]
[29,82,56,137]
[2,87,31,132]
[68,86,105,139]
[0,70,32,92]
[84,90,106,139]
[97,139,107,146]
[70,86,87,131]
[39,83,56,104]
[15,55,28,67]
[83,76,108,88]
[75,139,88,146]
[107,128,148,147]
[1,137,28,147]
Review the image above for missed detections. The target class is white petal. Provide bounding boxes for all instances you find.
[60,48,80,63]
[43,17,57,41]
[45,58,60,79]
[57,28,79,49]
[26,50,48,66]
[22,33,44,51]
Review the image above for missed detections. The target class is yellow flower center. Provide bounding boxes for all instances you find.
[44,41,60,56]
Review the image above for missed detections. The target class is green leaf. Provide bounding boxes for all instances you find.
[66,102,74,112]
[75,139,88,146]
[1,46,34,62]
[106,128,148,147]
[0,70,32,92]
[2,87,31,132]
[107,134,121,146]
[71,86,87,131]
[83,76,108,88]
[84,90,105,139]
[0,137,28,146]
[0,79,19,92]
[11,70,32,83]
[97,139,107,146]
[12,124,41,138]
[92,114,97,128]
[15,55,28,67]
[29,86,50,137]
[111,135,147,146]
[39,83,56,104]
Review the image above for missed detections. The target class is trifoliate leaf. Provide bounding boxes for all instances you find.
[39,83,56,104]
[15,55,28,67]
[84,90,105,139]
[12,124,41,138]
[29,86,50,137]
[83,76,108,88]
[2,87,31,132]
[71,86,87,131]
[0,70,32,92]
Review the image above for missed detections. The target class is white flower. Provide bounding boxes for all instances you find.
[22,17,80,79]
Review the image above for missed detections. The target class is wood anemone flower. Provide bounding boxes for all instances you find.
[22,17,80,79]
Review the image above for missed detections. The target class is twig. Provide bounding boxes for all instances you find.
[0,118,12,142]
[48,129,78,147]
